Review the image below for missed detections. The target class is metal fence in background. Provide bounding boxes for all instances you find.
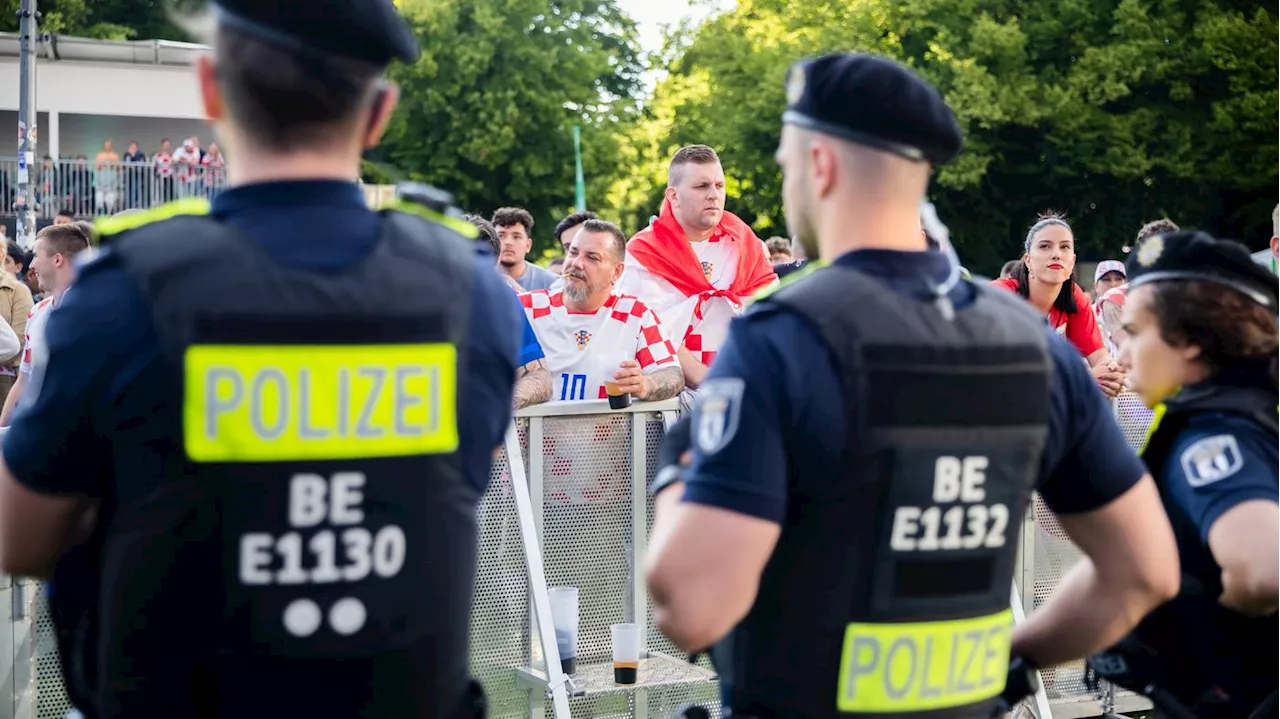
[0,394,1159,719]
[0,157,230,220]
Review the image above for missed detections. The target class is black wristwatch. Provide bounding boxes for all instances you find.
[649,465,685,498]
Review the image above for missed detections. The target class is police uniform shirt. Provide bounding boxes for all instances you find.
[3,179,529,507]
[1163,406,1278,549]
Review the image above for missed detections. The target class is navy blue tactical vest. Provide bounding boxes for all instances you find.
[1132,374,1278,717]
[95,206,482,718]
[718,265,1052,718]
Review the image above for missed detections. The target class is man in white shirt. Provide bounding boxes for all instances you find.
[617,145,776,398]
[0,223,91,425]
[494,206,557,291]
[520,219,684,403]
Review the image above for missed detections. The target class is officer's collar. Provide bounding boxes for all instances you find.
[212,180,367,217]
[832,248,951,282]
[1167,358,1274,408]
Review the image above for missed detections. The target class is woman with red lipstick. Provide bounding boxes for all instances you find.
[992,211,1126,397]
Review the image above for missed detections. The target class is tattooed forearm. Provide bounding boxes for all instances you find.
[514,360,553,409]
[640,366,685,402]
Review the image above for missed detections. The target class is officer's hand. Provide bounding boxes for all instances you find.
[1090,362,1126,398]
[612,359,649,398]
[658,415,694,471]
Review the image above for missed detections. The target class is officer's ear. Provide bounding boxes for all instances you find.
[196,56,224,123]
[362,81,400,150]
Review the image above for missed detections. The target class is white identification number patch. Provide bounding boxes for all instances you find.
[890,455,1010,552]
[1179,435,1243,487]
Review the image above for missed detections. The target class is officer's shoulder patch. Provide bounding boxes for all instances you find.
[693,378,745,455]
[1179,434,1243,488]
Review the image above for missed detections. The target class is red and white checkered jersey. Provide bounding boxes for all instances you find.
[19,296,55,378]
[616,230,740,367]
[1095,284,1128,357]
[519,291,677,401]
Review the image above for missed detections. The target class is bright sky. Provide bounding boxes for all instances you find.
[616,0,737,55]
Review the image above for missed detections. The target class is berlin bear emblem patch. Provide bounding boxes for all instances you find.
[1179,434,1243,487]
[694,378,744,455]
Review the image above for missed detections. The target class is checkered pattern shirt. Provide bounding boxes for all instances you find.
[520,291,677,401]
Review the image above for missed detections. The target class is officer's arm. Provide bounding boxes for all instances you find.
[0,262,123,578]
[0,460,94,577]
[1167,426,1280,616]
[1011,337,1178,667]
[647,319,788,651]
[1012,478,1178,666]
[1210,500,1279,615]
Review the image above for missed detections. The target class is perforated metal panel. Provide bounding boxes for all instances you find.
[32,584,70,719]
[1016,393,1157,716]
[470,418,533,718]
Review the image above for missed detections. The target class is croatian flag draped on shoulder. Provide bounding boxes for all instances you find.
[618,198,777,367]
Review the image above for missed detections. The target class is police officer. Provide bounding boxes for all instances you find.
[1087,230,1278,718]
[645,53,1181,718]
[0,1,524,717]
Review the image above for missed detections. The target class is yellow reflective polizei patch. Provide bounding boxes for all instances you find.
[836,609,1012,713]
[184,343,458,463]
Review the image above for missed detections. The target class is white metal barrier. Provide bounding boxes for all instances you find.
[1,394,1159,719]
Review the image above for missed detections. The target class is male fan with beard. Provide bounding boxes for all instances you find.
[520,219,685,403]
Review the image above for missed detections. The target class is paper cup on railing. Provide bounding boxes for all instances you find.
[548,587,579,675]
[611,622,641,685]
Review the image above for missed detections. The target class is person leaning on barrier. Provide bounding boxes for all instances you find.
[645,52,1181,719]
[0,1,523,717]
[1086,231,1278,718]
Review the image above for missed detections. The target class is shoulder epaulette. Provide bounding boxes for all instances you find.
[382,200,478,240]
[95,198,212,238]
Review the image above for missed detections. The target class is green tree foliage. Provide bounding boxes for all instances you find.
[602,0,1278,274]
[0,0,186,40]
[376,0,643,254]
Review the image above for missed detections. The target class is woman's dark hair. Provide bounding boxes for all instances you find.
[1149,280,1279,390]
[1012,210,1079,315]
[5,242,26,270]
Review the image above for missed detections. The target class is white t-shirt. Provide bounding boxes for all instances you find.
[519,290,677,402]
[19,296,55,378]
[616,230,741,367]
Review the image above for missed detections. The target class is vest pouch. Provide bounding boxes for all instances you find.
[217,460,474,660]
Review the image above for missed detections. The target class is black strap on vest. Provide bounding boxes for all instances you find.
[713,265,1052,719]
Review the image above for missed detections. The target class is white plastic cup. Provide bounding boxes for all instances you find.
[611,622,642,685]
[548,587,579,675]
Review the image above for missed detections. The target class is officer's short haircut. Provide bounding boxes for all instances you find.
[576,219,627,262]
[554,211,597,243]
[211,23,382,151]
[36,223,90,259]
[1137,218,1179,243]
[765,237,791,255]
[464,214,499,254]
[668,145,721,187]
[492,207,534,237]
[1150,280,1278,386]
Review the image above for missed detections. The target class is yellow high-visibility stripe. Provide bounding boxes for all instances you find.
[95,198,212,237]
[184,343,458,463]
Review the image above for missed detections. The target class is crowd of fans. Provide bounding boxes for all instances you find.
[14,136,228,220]
[454,145,1280,419]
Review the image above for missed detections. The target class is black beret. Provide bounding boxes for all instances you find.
[212,0,419,67]
[782,53,963,166]
[1127,230,1279,312]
